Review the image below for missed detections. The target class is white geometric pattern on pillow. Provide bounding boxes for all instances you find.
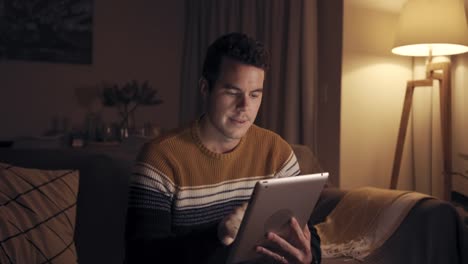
[0,162,79,263]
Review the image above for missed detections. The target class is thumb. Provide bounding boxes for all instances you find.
[221,235,235,246]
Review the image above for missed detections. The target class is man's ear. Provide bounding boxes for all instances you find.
[199,77,209,99]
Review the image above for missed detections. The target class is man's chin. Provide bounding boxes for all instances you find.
[224,134,243,141]
[224,129,249,141]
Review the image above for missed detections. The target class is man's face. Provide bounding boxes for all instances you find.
[202,58,264,143]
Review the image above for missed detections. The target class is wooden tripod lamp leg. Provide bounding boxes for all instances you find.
[391,82,415,189]
[391,79,433,189]
[431,62,452,200]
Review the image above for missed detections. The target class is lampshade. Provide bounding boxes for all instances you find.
[392,0,468,56]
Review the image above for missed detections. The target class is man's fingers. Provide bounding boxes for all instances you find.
[303,223,311,240]
[218,203,248,245]
[219,221,236,246]
[266,232,301,258]
[241,202,248,210]
[258,219,313,263]
[256,245,288,264]
[221,236,235,246]
[233,207,246,221]
[234,202,248,218]
[290,217,309,248]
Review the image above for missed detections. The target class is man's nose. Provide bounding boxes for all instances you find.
[236,94,250,110]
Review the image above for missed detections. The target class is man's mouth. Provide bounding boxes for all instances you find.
[230,118,248,124]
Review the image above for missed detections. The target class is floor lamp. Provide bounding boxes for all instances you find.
[390,0,468,200]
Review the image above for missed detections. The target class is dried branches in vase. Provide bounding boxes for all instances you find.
[100,80,163,138]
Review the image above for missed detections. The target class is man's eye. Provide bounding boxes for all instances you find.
[250,92,262,98]
[226,90,239,96]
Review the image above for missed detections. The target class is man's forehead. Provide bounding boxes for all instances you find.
[219,57,265,73]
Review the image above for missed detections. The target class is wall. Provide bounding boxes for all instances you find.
[341,4,414,189]
[0,0,184,139]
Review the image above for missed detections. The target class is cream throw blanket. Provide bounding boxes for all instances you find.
[316,187,432,261]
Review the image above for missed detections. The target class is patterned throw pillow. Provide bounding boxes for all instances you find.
[0,162,79,263]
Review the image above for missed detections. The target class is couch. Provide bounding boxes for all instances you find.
[0,147,133,264]
[0,144,466,264]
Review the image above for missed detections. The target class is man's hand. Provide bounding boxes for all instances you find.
[256,217,313,264]
[217,203,248,246]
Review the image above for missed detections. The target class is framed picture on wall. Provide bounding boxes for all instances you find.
[0,0,93,64]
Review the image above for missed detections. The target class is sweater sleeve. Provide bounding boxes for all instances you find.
[275,150,301,178]
[125,162,227,263]
[308,224,322,264]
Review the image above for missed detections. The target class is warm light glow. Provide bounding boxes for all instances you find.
[392,43,468,56]
[392,0,468,56]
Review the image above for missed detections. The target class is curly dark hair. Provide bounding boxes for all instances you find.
[202,32,270,91]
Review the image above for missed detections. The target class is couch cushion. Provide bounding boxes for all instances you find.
[0,162,79,263]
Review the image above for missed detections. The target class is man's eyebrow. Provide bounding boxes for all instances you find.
[223,83,242,90]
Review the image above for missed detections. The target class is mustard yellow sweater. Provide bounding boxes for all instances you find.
[125,120,300,263]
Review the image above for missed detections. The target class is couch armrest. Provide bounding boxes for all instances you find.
[364,198,467,264]
[310,189,466,264]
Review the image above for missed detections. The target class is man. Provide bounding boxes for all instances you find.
[125,32,321,263]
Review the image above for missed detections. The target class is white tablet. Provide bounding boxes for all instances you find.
[226,173,329,264]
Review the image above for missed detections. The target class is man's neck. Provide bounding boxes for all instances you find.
[198,116,241,154]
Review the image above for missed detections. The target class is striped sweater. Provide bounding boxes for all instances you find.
[125,120,301,263]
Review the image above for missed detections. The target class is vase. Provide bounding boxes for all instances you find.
[119,111,136,140]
